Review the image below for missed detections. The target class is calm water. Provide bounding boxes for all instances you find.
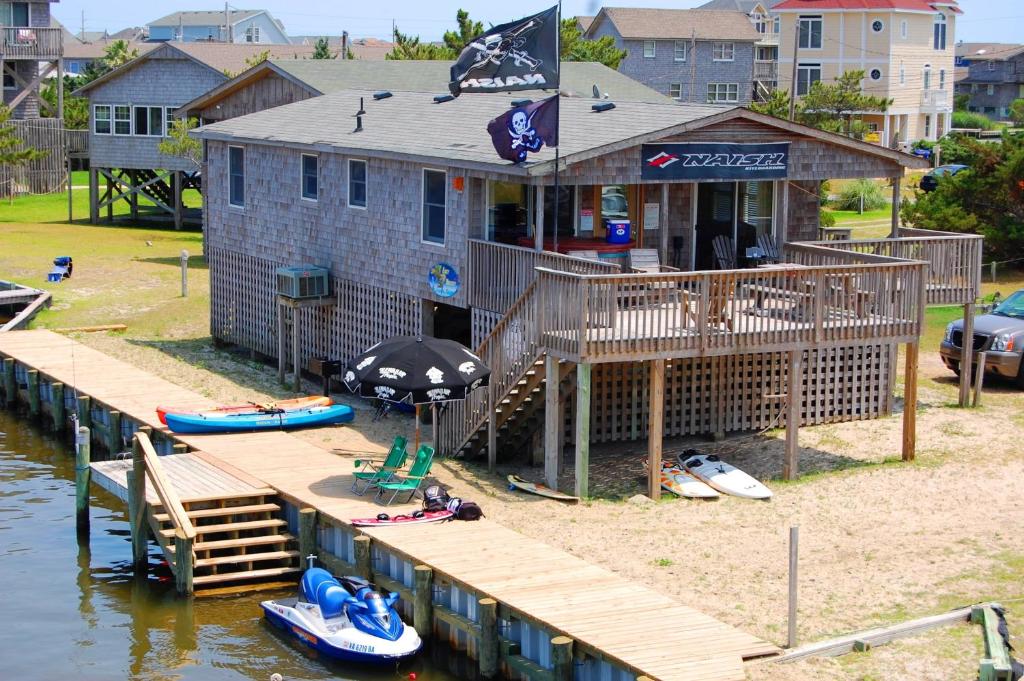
[0,410,466,681]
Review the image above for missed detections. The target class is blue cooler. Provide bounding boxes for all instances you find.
[606,219,631,244]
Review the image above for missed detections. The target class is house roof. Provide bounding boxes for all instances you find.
[575,16,595,32]
[288,36,394,60]
[195,87,926,176]
[63,40,156,61]
[957,42,1024,62]
[177,59,673,116]
[148,9,263,28]
[697,0,785,12]
[774,0,961,13]
[586,7,762,41]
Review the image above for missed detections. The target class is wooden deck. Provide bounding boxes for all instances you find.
[91,453,265,504]
[0,329,778,681]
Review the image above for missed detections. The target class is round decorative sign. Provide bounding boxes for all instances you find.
[428,262,460,298]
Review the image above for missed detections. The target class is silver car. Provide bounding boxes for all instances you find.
[940,290,1024,387]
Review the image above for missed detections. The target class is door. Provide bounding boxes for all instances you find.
[11,2,30,26]
[694,182,736,270]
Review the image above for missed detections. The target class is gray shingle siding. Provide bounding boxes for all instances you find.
[957,56,1024,119]
[205,140,470,308]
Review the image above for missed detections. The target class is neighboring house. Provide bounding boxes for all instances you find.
[775,0,960,144]
[147,9,289,44]
[575,16,594,33]
[72,41,315,226]
[955,42,1024,121]
[62,40,156,76]
[584,8,760,105]
[698,0,785,99]
[288,36,394,60]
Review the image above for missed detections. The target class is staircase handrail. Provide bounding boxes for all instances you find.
[133,432,196,539]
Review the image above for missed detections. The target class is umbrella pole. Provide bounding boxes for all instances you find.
[415,404,421,453]
[432,403,438,449]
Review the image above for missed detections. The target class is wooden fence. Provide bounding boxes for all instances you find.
[0,118,66,195]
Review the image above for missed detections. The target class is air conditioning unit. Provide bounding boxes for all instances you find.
[276,265,329,299]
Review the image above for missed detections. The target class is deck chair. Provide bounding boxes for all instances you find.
[351,435,408,495]
[567,249,601,262]
[756,234,780,263]
[628,248,679,274]
[375,444,435,505]
[712,235,737,270]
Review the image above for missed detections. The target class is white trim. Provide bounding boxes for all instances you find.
[300,152,319,203]
[347,158,368,210]
[673,40,686,62]
[421,167,447,247]
[900,18,908,39]
[707,82,740,104]
[92,104,112,135]
[797,16,823,50]
[112,104,132,136]
[228,144,245,209]
[642,40,656,58]
[132,105,165,137]
[712,42,735,62]
[778,57,888,65]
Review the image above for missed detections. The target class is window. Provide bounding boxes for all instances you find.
[348,159,367,208]
[113,105,131,135]
[132,105,163,137]
[798,16,823,49]
[165,107,176,136]
[68,61,81,74]
[245,25,260,43]
[870,69,882,81]
[422,169,446,244]
[796,63,821,96]
[713,42,735,61]
[970,83,977,93]
[753,13,768,34]
[773,16,780,35]
[669,83,682,99]
[987,60,996,71]
[900,19,908,39]
[707,83,739,103]
[924,114,932,138]
[939,69,946,89]
[301,154,318,201]
[899,61,906,85]
[11,2,29,25]
[643,40,656,58]
[2,71,14,89]
[871,20,884,33]
[673,41,686,62]
[933,13,946,50]
[229,146,245,208]
[987,84,995,95]
[93,105,111,135]
[923,66,931,90]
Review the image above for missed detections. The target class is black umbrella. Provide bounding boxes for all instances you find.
[343,336,491,450]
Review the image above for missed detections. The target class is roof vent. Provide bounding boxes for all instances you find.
[433,94,454,103]
[354,97,364,133]
[511,98,532,107]
[591,102,616,113]
[373,91,392,100]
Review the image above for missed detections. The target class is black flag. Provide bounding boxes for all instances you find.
[449,6,560,97]
[486,95,559,164]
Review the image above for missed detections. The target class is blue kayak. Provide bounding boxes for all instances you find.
[164,404,355,434]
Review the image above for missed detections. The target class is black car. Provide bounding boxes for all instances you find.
[919,164,968,192]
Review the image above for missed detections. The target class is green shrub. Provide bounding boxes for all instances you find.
[952,110,993,130]
[833,179,888,212]
[820,208,836,227]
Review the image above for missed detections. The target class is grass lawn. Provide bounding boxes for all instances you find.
[1,183,202,225]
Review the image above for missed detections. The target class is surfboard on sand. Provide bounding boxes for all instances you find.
[659,463,719,499]
[507,475,579,503]
[351,510,453,527]
[678,451,773,500]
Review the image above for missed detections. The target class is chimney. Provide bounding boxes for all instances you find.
[341,31,348,60]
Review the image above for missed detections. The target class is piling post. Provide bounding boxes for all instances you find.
[787,526,799,649]
[551,636,574,681]
[298,508,317,562]
[972,352,986,407]
[107,410,122,453]
[75,426,91,535]
[479,598,499,678]
[27,369,40,418]
[174,529,194,595]
[52,382,65,432]
[413,564,434,639]
[172,443,188,454]
[354,535,372,580]
[2,358,15,406]
[77,395,92,429]
[127,434,148,572]
[180,249,189,297]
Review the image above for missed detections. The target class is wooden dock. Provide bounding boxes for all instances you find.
[0,330,778,681]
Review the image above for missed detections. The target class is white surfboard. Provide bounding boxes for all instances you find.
[678,451,772,500]
[659,463,719,499]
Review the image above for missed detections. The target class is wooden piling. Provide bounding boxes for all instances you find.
[172,443,188,454]
[413,564,433,639]
[298,508,317,562]
[174,529,194,594]
[128,434,148,572]
[27,369,40,418]
[551,636,574,681]
[354,535,372,580]
[783,351,803,480]
[902,342,919,462]
[972,352,986,407]
[107,410,122,453]
[75,425,91,534]
[2,358,14,406]
[787,526,799,649]
[77,395,92,429]
[478,597,499,678]
[647,359,665,500]
[959,303,975,407]
[544,354,560,489]
[574,363,592,498]
[51,382,65,432]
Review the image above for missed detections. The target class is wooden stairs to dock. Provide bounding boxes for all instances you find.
[151,489,301,588]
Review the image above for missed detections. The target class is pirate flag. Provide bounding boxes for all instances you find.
[486,95,559,164]
[449,6,560,97]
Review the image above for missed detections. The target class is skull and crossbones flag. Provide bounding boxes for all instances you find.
[486,94,559,164]
[448,5,560,97]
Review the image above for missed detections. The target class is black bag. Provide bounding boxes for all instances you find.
[422,485,450,512]
[447,498,484,521]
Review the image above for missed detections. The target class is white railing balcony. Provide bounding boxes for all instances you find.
[920,90,950,110]
[754,61,778,82]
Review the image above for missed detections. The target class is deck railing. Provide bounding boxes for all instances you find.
[468,239,619,313]
[66,129,89,156]
[0,26,63,59]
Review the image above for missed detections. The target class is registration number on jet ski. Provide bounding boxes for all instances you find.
[343,642,375,653]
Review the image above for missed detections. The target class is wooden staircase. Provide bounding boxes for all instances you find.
[150,488,301,589]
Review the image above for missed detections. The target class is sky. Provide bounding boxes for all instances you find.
[53,0,1023,43]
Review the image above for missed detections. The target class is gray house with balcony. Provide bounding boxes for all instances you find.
[147,9,290,44]
[584,7,760,105]
[955,42,1024,121]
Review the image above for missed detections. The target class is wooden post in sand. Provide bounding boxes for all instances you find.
[647,359,665,500]
[902,342,919,462]
[788,526,799,649]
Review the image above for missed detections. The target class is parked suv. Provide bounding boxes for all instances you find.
[940,290,1024,386]
[919,164,968,192]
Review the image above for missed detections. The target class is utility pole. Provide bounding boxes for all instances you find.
[80,10,85,42]
[224,2,232,43]
[788,18,800,120]
[688,28,697,102]
[341,30,348,60]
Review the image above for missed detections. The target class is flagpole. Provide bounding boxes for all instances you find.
[552,0,562,254]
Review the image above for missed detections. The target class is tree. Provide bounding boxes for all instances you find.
[750,89,791,119]
[158,117,202,168]
[560,18,627,70]
[77,39,140,85]
[954,92,970,111]
[40,75,89,129]
[443,10,483,52]
[312,37,334,60]
[797,70,891,138]
[1010,98,1024,127]
[0,105,47,196]
[245,50,272,69]
[386,26,457,60]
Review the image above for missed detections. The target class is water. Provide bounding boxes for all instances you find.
[0,410,466,681]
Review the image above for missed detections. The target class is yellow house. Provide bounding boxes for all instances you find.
[774,0,960,144]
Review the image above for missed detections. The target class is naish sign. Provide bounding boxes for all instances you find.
[640,142,790,181]
[460,74,548,90]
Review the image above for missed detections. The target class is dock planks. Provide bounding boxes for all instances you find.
[0,330,778,681]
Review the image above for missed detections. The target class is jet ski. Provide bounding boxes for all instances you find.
[261,560,422,664]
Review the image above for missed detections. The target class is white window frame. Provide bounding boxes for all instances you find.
[673,40,686,62]
[421,168,447,246]
[796,63,821,96]
[798,16,823,50]
[923,65,932,90]
[900,19,908,39]
[970,83,977,93]
[933,12,946,50]
[773,16,780,35]
[987,84,994,95]
[924,114,932,139]
[939,69,946,89]
[669,82,682,99]
[643,40,656,58]
[132,105,164,137]
[113,104,131,136]
[93,104,112,135]
[164,107,176,137]
[300,153,319,202]
[707,82,739,103]
[245,25,260,43]
[348,158,367,209]
[228,145,245,209]
[713,42,735,62]
[899,62,905,85]
[987,60,996,71]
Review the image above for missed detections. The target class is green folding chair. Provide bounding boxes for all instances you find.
[375,444,435,505]
[351,435,408,496]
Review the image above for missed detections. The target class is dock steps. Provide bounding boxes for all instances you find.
[158,518,287,539]
[192,566,302,586]
[152,502,280,523]
[194,549,300,568]
[191,532,295,553]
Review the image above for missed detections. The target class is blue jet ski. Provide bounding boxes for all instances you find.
[261,561,422,664]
